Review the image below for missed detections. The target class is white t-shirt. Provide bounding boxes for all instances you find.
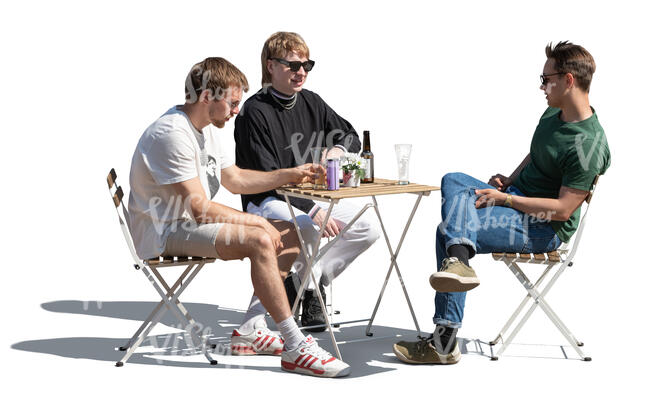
[128,106,234,259]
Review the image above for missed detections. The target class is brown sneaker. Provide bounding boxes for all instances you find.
[429,257,480,292]
[392,336,461,365]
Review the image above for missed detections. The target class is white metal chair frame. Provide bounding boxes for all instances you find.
[489,175,601,362]
[107,168,218,367]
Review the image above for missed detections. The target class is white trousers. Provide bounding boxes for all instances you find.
[247,197,380,290]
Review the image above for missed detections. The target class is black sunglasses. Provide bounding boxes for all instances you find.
[270,57,315,72]
[540,72,564,85]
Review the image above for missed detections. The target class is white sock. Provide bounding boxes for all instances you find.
[277,316,305,351]
[238,295,267,335]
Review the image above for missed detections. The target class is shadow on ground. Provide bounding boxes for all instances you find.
[12,300,579,376]
[10,300,452,377]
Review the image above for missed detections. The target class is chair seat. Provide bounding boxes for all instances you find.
[146,256,217,267]
[492,251,561,264]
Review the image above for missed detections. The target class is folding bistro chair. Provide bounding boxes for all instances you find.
[106,168,218,367]
[489,175,601,361]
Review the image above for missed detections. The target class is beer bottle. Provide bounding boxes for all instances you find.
[361,130,374,183]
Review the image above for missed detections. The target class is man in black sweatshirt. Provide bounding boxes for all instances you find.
[234,31,380,331]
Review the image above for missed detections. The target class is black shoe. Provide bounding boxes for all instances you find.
[284,272,300,321]
[301,283,327,332]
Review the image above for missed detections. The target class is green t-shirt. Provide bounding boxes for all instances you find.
[514,107,610,243]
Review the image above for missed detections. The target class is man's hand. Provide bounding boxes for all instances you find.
[258,218,284,253]
[312,208,341,238]
[475,188,508,209]
[487,174,512,191]
[287,163,325,185]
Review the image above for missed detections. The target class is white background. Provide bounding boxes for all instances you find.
[1,0,648,395]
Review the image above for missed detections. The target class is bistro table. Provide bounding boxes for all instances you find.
[276,178,439,359]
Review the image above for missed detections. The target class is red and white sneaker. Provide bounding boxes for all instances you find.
[281,335,350,378]
[231,320,284,356]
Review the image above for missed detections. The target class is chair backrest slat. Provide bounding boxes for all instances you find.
[113,186,124,207]
[107,168,143,265]
[107,168,117,188]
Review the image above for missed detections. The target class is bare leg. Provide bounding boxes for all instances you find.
[267,219,300,279]
[214,223,292,323]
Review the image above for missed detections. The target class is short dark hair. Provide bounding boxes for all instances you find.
[545,41,596,93]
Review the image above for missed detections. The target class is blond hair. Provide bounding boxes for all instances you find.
[261,32,310,85]
[185,57,249,103]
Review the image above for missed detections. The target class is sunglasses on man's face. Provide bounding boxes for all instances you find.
[270,57,315,72]
[540,72,564,86]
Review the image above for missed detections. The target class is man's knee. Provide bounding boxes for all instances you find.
[249,229,276,258]
[441,172,470,190]
[367,221,381,245]
[355,217,381,247]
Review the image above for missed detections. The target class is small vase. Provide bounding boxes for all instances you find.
[343,172,360,187]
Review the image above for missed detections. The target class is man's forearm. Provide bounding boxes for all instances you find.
[171,176,269,228]
[510,195,567,221]
[195,200,265,227]
[227,168,292,194]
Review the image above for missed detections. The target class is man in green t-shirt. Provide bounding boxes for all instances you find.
[393,41,611,365]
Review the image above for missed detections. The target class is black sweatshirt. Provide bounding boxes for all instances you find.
[234,88,360,214]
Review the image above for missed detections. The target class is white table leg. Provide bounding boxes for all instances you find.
[366,194,424,337]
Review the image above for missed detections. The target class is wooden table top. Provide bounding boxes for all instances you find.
[276,178,440,200]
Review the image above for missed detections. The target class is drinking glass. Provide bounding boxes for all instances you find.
[311,147,327,189]
[394,144,412,185]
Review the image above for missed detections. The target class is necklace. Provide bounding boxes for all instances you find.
[269,87,297,110]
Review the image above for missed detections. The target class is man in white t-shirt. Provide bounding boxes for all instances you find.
[128,57,350,378]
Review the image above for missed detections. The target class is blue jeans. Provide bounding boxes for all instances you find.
[433,172,561,328]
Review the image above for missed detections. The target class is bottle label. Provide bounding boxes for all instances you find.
[363,156,374,182]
